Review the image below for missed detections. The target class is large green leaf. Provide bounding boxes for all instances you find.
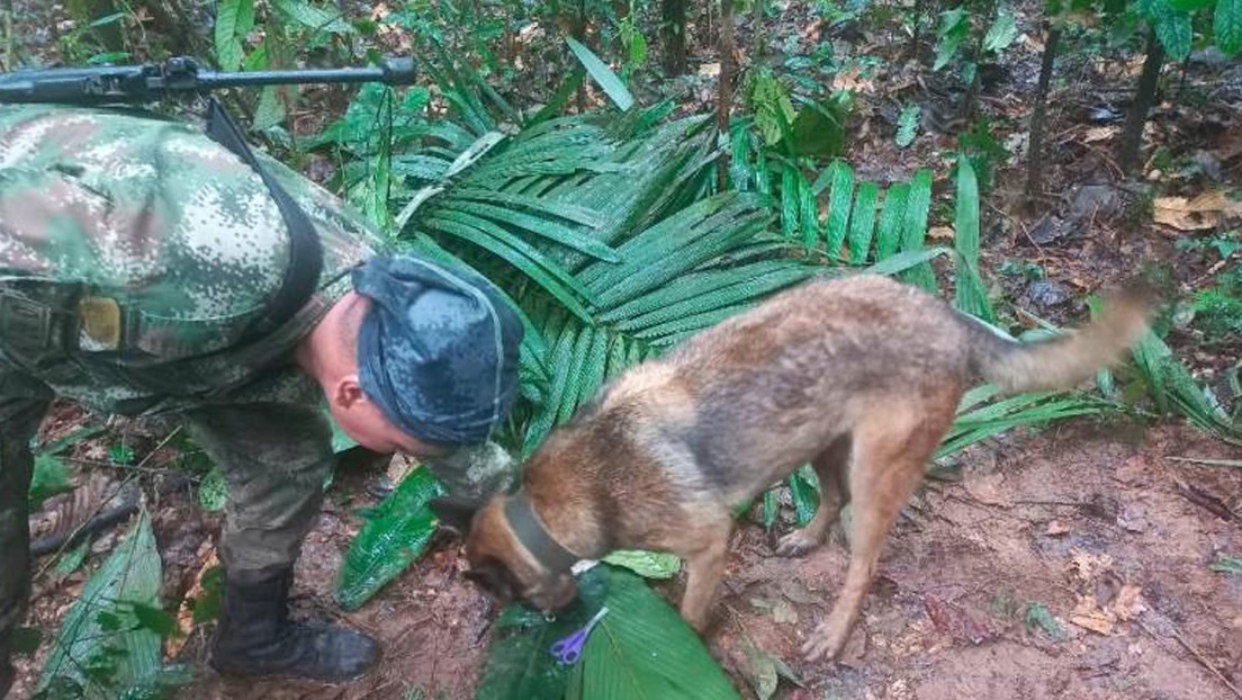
[983,4,1020,53]
[1144,0,1194,59]
[566,37,635,112]
[569,567,739,700]
[1217,0,1242,55]
[29,453,72,510]
[270,0,353,34]
[475,567,611,700]
[335,467,446,610]
[37,512,179,699]
[213,0,254,71]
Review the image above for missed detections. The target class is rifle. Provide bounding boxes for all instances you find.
[0,55,418,105]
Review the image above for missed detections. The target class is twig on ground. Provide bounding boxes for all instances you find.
[1138,619,1242,700]
[1166,456,1242,470]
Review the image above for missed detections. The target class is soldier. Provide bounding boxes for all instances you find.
[0,103,523,693]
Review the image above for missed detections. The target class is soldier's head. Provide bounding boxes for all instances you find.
[302,255,523,459]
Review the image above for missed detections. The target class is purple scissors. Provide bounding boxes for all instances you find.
[549,606,610,665]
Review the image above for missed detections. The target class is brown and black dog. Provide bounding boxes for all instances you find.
[437,274,1152,662]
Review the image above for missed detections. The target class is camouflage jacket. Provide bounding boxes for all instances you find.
[0,104,389,416]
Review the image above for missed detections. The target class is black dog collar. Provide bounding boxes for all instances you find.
[503,491,580,573]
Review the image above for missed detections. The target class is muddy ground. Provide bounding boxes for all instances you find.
[18,420,1228,700]
[5,0,1242,698]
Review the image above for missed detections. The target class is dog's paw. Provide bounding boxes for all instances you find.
[775,530,822,558]
[801,621,847,663]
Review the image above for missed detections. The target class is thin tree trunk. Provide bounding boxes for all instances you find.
[574,0,587,112]
[1025,22,1060,208]
[748,0,765,60]
[908,0,924,60]
[1118,27,1164,176]
[662,0,687,76]
[717,0,736,190]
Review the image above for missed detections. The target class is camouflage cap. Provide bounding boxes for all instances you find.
[352,255,522,445]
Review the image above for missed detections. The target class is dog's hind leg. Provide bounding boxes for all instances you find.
[801,393,956,662]
[776,435,851,557]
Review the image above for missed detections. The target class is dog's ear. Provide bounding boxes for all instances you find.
[429,495,479,535]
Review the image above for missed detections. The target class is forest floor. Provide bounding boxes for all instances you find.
[5,0,1242,698]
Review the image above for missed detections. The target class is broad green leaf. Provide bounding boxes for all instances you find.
[213,0,254,71]
[335,467,446,610]
[1217,0,1242,55]
[984,5,1020,53]
[602,550,682,579]
[1144,0,1194,59]
[846,182,879,264]
[38,512,167,699]
[29,453,71,509]
[896,104,921,148]
[573,567,739,700]
[934,9,971,70]
[476,567,611,700]
[270,0,353,33]
[566,36,635,111]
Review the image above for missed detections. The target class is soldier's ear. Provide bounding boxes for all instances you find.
[429,495,480,534]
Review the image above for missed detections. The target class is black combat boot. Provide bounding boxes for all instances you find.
[209,567,378,682]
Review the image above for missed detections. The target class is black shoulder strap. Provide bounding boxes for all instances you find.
[202,97,324,338]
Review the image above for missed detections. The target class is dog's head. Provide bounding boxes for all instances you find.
[437,494,579,614]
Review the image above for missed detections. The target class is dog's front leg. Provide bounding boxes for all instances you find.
[678,528,731,633]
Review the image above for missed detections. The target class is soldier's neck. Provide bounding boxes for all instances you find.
[296,291,367,387]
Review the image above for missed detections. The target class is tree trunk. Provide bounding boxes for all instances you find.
[574,0,587,112]
[1024,22,1060,208]
[662,0,687,76]
[907,0,924,60]
[717,0,736,189]
[1118,27,1164,176]
[748,0,765,60]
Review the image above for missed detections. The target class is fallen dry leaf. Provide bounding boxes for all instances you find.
[167,548,218,659]
[832,68,876,94]
[1112,585,1146,621]
[1070,549,1114,583]
[1070,595,1115,636]
[1083,126,1118,144]
[1153,192,1242,231]
[698,62,721,77]
[928,225,955,241]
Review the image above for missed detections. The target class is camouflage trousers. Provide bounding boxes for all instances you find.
[0,387,341,667]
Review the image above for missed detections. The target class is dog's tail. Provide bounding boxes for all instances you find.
[962,283,1155,394]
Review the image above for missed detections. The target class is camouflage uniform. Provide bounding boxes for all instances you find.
[0,105,512,681]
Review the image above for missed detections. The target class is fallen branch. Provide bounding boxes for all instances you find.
[1138,619,1242,700]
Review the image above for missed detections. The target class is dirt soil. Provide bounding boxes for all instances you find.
[18,420,1239,700]
[6,1,1242,699]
